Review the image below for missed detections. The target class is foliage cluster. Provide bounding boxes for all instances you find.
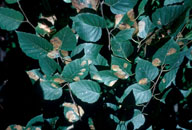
[0,0,192,129]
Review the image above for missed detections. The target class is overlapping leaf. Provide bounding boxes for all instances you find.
[70,80,101,103]
[52,26,77,51]
[111,29,134,58]
[71,13,106,42]
[61,59,89,82]
[152,5,186,27]
[137,16,155,39]
[105,0,138,14]
[0,7,24,31]
[152,38,180,66]
[158,68,178,92]
[92,70,118,87]
[16,31,53,60]
[40,80,63,101]
[39,57,61,76]
[119,83,152,105]
[111,56,132,79]
[135,59,159,85]
[164,0,184,5]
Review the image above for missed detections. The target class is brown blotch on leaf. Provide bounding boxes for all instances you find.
[81,60,87,67]
[152,58,161,67]
[166,48,177,56]
[41,15,57,25]
[162,78,166,83]
[54,78,65,84]
[66,111,78,122]
[177,41,184,46]
[80,68,86,72]
[114,72,128,79]
[157,19,161,25]
[61,50,69,57]
[108,80,117,87]
[73,76,80,81]
[123,63,128,68]
[92,75,102,81]
[51,83,58,88]
[78,72,84,76]
[138,78,148,85]
[47,50,59,59]
[38,23,52,33]
[72,0,99,12]
[50,37,62,50]
[63,103,84,119]
[26,71,39,81]
[111,65,121,71]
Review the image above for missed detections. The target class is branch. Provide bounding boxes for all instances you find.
[67,83,82,120]
[17,0,36,30]
[100,0,111,50]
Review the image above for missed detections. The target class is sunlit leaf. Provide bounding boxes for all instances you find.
[16,31,53,60]
[61,59,89,82]
[70,80,101,103]
[5,0,20,4]
[40,80,63,100]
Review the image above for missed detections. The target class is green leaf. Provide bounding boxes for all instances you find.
[137,16,155,39]
[61,59,89,82]
[93,54,109,66]
[39,57,61,76]
[138,0,148,15]
[63,0,71,3]
[184,31,192,40]
[106,103,119,111]
[119,84,152,105]
[71,13,106,42]
[146,126,153,130]
[0,7,24,31]
[52,26,77,51]
[111,55,132,79]
[158,68,178,92]
[5,0,20,4]
[16,31,53,60]
[92,70,118,87]
[105,0,138,14]
[71,43,102,63]
[110,114,119,123]
[152,5,186,27]
[135,59,159,85]
[186,46,192,60]
[152,38,180,66]
[126,109,145,129]
[70,80,101,103]
[115,28,135,41]
[26,114,44,127]
[40,80,63,100]
[164,0,184,5]
[111,38,133,58]
[160,88,172,104]
[180,89,191,98]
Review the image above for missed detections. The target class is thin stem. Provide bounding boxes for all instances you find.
[100,0,111,50]
[17,0,36,30]
[142,64,165,113]
[67,84,82,120]
[181,40,192,49]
